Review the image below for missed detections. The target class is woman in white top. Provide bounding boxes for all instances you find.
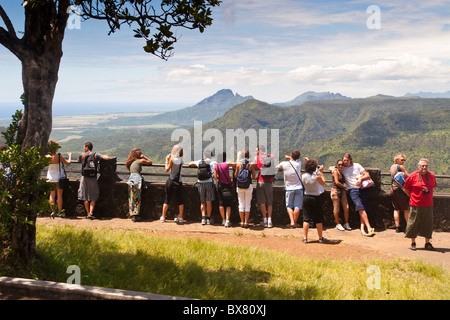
[46,140,71,218]
[341,153,374,236]
[161,144,184,224]
[301,158,327,243]
[235,150,256,228]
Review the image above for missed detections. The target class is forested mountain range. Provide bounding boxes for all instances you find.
[56,95,450,175]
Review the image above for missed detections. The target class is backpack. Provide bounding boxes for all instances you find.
[236,163,251,189]
[393,171,407,187]
[259,154,276,179]
[81,152,98,177]
[197,159,212,181]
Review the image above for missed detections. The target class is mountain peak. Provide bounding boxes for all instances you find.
[274,91,351,107]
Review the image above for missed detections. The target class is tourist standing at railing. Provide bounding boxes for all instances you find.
[254,145,276,228]
[189,150,217,225]
[78,142,112,220]
[330,159,350,231]
[235,150,256,228]
[161,145,185,224]
[46,140,71,218]
[404,158,437,251]
[214,151,236,228]
[301,158,328,243]
[125,148,152,222]
[342,153,374,237]
[389,153,410,232]
[276,150,304,228]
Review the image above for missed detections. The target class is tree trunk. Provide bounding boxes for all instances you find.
[7,1,70,263]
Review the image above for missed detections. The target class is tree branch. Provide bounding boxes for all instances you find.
[0,5,17,37]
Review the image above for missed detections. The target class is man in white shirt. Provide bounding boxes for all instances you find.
[342,153,374,236]
[276,150,303,228]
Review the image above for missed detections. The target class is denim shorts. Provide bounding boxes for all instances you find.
[285,189,303,210]
[349,188,368,211]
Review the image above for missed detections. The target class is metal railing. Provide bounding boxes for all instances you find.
[54,161,450,194]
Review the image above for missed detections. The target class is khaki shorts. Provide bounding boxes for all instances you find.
[405,206,433,239]
[256,181,273,206]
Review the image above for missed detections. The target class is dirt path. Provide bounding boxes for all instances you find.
[37,217,450,271]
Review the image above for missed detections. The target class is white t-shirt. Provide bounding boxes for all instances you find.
[342,163,365,189]
[302,172,324,196]
[276,160,303,191]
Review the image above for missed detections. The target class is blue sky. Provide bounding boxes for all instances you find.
[1,0,450,112]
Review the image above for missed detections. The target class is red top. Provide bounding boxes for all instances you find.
[404,171,437,207]
[256,152,274,182]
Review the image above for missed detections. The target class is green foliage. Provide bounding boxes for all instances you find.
[0,110,51,243]
[74,0,221,60]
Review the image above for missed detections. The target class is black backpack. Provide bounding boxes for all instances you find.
[197,159,212,180]
[81,152,98,177]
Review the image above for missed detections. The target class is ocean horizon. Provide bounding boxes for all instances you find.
[0,101,187,119]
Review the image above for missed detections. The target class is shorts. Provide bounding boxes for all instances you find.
[349,188,368,212]
[302,194,324,224]
[78,176,100,202]
[330,187,349,213]
[256,181,273,206]
[285,189,303,210]
[389,186,409,211]
[197,181,216,203]
[405,206,433,239]
[164,180,184,206]
[216,183,234,208]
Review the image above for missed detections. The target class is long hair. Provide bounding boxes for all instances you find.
[125,148,142,170]
[171,144,183,158]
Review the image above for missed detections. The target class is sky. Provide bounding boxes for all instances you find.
[1,0,450,114]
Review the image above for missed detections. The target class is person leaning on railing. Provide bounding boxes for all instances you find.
[125,148,152,222]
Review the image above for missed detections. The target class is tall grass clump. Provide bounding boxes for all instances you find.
[15,225,449,300]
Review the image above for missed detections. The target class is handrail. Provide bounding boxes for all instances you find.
[50,160,450,191]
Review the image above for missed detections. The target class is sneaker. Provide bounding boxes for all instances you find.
[202,216,207,225]
[58,213,66,218]
[267,222,273,228]
[336,224,345,231]
[51,212,56,219]
[302,238,308,244]
[160,216,166,223]
[225,220,231,228]
[319,237,328,243]
[174,217,184,224]
[206,218,211,225]
[344,223,351,231]
[425,243,436,251]
[410,242,417,251]
[131,215,141,222]
[88,215,96,220]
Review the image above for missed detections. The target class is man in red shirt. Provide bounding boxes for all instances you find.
[403,158,437,250]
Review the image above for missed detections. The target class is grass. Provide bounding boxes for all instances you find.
[3,224,449,300]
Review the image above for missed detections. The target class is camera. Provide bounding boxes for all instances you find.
[422,188,430,194]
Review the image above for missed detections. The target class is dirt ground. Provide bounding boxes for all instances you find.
[37,217,450,271]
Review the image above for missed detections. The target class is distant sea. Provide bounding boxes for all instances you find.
[0,101,187,120]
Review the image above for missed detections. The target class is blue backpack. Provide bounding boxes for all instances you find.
[236,163,251,189]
